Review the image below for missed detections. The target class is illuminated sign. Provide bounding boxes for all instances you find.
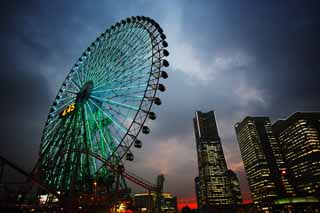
[60,102,76,117]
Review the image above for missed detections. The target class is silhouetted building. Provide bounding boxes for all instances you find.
[273,112,320,198]
[235,117,282,210]
[225,170,242,205]
[194,177,201,209]
[193,111,241,208]
[134,192,177,213]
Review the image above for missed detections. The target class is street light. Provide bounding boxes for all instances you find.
[93,181,97,196]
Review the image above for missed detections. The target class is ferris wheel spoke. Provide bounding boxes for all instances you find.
[42,116,72,144]
[109,94,145,102]
[92,84,148,94]
[104,61,151,87]
[115,34,152,59]
[69,78,81,90]
[43,115,61,131]
[69,68,82,86]
[88,99,128,134]
[75,66,86,85]
[83,60,102,83]
[90,88,148,102]
[61,119,81,184]
[102,80,149,97]
[104,53,152,84]
[65,89,79,95]
[90,95,139,112]
[89,32,151,86]
[107,107,136,128]
[105,72,150,92]
[69,113,86,181]
[112,28,150,60]
[95,27,152,84]
[95,62,150,89]
[51,99,75,117]
[91,63,150,90]
[50,115,77,160]
[106,45,152,78]
[41,114,75,162]
[84,105,112,163]
[83,104,97,172]
[114,27,148,48]
[42,119,63,144]
[85,45,117,81]
[86,103,114,157]
[57,95,76,102]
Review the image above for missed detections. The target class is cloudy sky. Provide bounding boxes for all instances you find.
[1,0,320,204]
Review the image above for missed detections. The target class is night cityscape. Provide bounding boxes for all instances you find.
[1,1,320,212]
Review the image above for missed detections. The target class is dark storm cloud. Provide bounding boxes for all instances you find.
[228,1,320,115]
[0,48,51,170]
[1,0,320,200]
[192,1,320,114]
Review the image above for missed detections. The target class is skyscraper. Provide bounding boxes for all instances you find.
[235,117,282,209]
[272,112,320,198]
[193,111,241,208]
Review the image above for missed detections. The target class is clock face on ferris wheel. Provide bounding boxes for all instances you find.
[35,16,169,192]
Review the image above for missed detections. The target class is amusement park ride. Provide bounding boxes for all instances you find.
[0,16,169,212]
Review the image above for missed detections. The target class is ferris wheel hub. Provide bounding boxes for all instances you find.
[76,80,93,103]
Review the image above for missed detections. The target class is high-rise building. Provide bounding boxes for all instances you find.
[193,111,241,208]
[235,117,284,209]
[272,112,320,198]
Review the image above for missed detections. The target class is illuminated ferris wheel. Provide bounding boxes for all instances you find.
[34,16,169,194]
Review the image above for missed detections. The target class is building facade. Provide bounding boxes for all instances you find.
[193,111,241,208]
[235,117,284,209]
[272,112,320,198]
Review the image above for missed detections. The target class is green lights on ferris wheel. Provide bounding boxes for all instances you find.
[36,16,169,193]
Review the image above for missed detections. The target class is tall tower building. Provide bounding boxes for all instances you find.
[272,112,320,198]
[193,111,240,207]
[235,117,283,208]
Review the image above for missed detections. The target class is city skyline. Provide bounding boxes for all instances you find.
[235,112,320,211]
[1,0,320,209]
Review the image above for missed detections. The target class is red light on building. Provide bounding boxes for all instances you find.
[243,199,253,205]
[281,170,286,175]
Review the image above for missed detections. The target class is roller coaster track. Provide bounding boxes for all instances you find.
[0,155,60,198]
[66,149,158,192]
[0,151,158,197]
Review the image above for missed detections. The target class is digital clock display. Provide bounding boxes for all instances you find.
[60,102,76,117]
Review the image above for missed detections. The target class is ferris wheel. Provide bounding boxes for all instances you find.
[34,16,169,193]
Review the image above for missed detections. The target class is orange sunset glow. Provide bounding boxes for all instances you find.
[178,197,197,210]
[178,194,253,210]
